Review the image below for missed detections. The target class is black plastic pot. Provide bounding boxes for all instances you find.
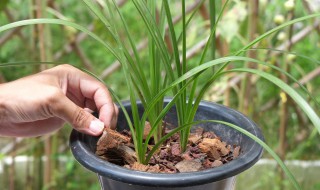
[70,99,264,190]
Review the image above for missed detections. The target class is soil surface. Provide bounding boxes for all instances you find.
[95,123,241,173]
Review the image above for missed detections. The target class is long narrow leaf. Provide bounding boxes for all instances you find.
[240,48,320,66]
[235,13,320,55]
[189,58,320,127]
[228,68,320,133]
[236,48,320,108]
[81,0,117,40]
[163,0,181,77]
[187,0,230,119]
[0,19,122,62]
[132,0,176,83]
[0,61,58,67]
[109,0,151,103]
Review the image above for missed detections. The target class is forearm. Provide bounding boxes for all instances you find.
[0,82,62,137]
[0,83,12,136]
[0,84,8,124]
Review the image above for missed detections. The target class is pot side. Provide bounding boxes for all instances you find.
[70,99,264,190]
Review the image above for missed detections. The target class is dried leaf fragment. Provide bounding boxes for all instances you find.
[96,128,131,155]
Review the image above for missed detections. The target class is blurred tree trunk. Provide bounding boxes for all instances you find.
[9,139,17,190]
[35,0,55,189]
[219,0,231,106]
[279,7,295,189]
[240,0,259,115]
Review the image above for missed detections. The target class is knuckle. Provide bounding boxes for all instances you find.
[54,64,75,73]
[59,64,73,69]
[47,89,63,106]
[73,108,89,129]
[46,89,64,114]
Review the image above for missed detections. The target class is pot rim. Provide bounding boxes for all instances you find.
[69,99,264,187]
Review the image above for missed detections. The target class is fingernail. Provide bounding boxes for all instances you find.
[89,119,105,134]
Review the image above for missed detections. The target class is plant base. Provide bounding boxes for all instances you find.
[70,99,263,190]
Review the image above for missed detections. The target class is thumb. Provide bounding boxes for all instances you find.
[54,96,105,136]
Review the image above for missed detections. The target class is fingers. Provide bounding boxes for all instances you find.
[84,98,96,112]
[54,94,105,136]
[89,87,115,128]
[63,66,117,130]
[50,64,118,134]
[91,91,118,130]
[109,103,119,129]
[85,99,118,130]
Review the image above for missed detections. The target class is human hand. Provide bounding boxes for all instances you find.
[0,64,118,137]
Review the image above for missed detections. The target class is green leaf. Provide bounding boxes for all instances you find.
[247,48,320,66]
[0,153,5,161]
[0,18,122,62]
[81,0,111,29]
[131,0,175,83]
[236,13,320,55]
[0,0,9,12]
[228,68,320,133]
[0,61,58,67]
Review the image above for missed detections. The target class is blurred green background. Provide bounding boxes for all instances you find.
[0,0,319,189]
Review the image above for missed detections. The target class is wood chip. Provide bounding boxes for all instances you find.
[188,134,202,144]
[175,160,202,172]
[203,159,213,169]
[212,160,223,167]
[198,142,221,160]
[171,143,181,156]
[96,128,130,154]
[202,131,217,139]
[181,152,194,161]
[116,145,137,164]
[194,128,204,136]
[147,164,160,173]
[131,162,149,172]
[233,146,241,158]
[200,138,230,156]
[143,121,152,140]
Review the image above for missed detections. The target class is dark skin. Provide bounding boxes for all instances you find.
[0,64,118,137]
